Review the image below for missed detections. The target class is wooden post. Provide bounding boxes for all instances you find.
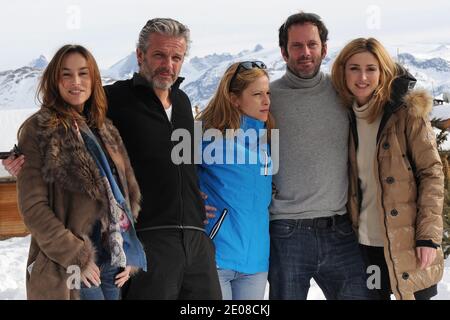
[0,180,28,239]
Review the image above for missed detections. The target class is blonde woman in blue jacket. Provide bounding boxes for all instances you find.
[196,61,275,300]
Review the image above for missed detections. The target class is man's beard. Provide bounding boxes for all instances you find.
[140,61,176,90]
[291,57,322,79]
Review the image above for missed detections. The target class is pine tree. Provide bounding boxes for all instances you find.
[440,151,450,258]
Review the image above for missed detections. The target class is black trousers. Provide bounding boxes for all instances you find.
[360,244,437,300]
[122,229,222,300]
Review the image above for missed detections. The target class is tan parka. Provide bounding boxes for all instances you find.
[348,73,444,300]
[17,108,141,300]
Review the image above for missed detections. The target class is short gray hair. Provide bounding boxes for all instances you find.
[137,18,191,55]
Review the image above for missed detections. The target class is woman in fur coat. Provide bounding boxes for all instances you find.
[331,38,444,300]
[16,44,146,300]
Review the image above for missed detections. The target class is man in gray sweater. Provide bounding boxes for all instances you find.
[268,12,373,300]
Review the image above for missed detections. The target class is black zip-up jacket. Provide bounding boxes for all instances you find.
[104,73,205,232]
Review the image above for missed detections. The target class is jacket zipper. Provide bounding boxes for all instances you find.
[208,208,229,240]
[169,121,184,227]
[352,110,403,299]
[263,150,269,176]
[159,98,185,228]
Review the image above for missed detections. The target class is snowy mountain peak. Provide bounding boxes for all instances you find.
[103,52,138,80]
[431,44,450,52]
[253,44,264,52]
[398,53,450,72]
[189,53,234,72]
[1,43,450,114]
[28,55,48,69]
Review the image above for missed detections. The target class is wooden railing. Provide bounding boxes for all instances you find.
[0,179,29,239]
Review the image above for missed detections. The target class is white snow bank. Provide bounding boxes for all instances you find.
[0,235,29,300]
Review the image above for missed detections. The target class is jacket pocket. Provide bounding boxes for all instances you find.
[269,220,296,239]
[333,220,355,238]
[29,251,49,276]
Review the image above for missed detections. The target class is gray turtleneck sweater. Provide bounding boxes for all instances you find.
[269,68,349,220]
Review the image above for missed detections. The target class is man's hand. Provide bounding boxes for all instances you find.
[416,246,437,270]
[200,191,216,224]
[115,266,132,288]
[2,154,25,177]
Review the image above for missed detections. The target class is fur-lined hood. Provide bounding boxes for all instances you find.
[385,64,432,119]
[404,89,433,119]
[371,66,433,143]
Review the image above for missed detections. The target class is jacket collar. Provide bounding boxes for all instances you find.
[240,114,265,131]
[375,65,417,142]
[383,65,417,114]
[36,108,107,202]
[283,67,324,89]
[34,107,141,219]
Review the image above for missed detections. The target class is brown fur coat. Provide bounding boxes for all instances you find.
[17,107,141,299]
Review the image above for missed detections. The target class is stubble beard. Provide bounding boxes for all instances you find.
[290,57,323,79]
[140,61,175,90]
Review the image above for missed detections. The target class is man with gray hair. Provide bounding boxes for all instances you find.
[103,18,222,299]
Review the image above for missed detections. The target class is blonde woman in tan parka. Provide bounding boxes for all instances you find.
[331,38,444,300]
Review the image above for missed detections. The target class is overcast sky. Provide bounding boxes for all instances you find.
[1,0,449,70]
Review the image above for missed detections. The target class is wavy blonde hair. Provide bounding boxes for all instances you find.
[331,38,399,123]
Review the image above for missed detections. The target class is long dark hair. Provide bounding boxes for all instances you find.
[37,44,107,129]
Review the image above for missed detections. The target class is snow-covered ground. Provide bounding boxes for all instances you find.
[1,235,449,300]
[432,103,450,122]
[0,236,29,300]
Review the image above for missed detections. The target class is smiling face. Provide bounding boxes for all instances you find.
[231,75,270,122]
[58,52,92,110]
[282,23,327,79]
[345,51,381,106]
[137,33,186,90]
